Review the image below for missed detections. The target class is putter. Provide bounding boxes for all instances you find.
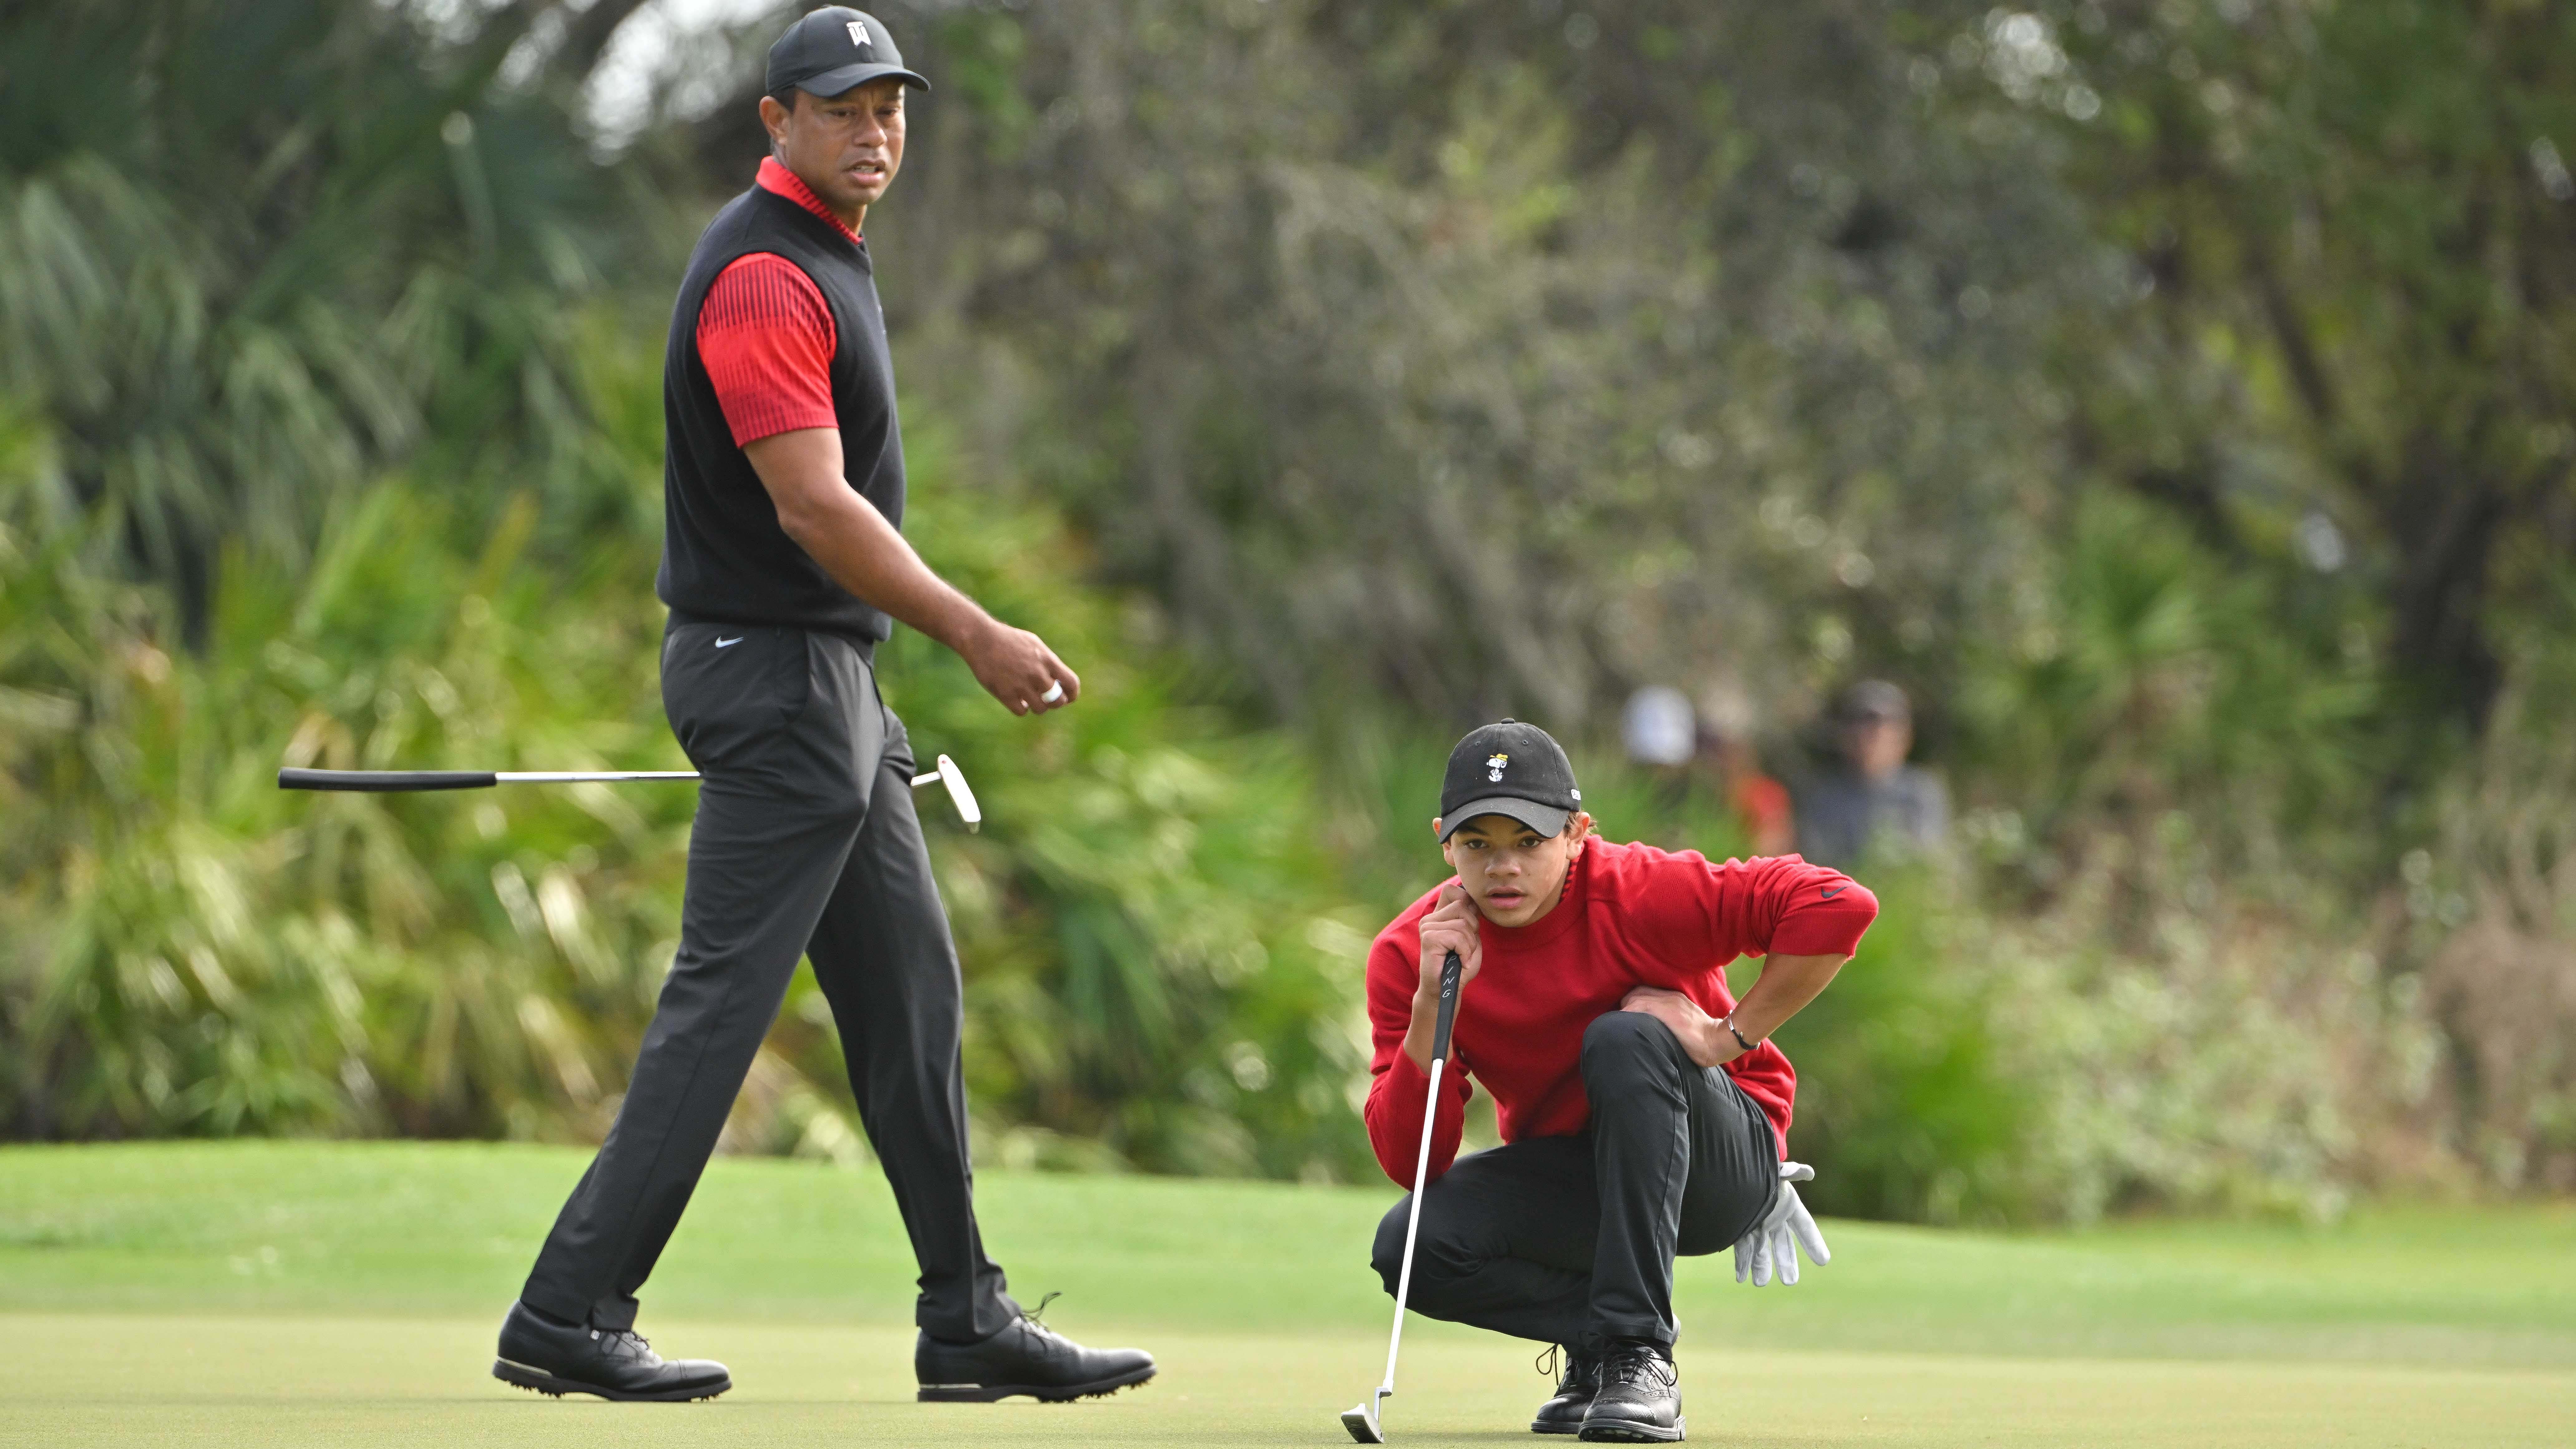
[277,754,983,832]
[1342,947,1465,1444]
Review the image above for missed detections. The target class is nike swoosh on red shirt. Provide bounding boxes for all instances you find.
[1820,886,1845,899]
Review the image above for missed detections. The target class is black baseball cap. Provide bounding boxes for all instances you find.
[1438,720,1584,843]
[767,7,930,99]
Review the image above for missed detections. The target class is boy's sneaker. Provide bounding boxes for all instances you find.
[1531,1344,1603,1434]
[1577,1340,1683,1442]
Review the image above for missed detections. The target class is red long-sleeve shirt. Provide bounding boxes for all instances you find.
[1363,840,1878,1188]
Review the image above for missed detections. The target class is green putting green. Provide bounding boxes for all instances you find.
[3,1142,2573,1446]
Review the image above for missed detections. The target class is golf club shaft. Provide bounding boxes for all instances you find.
[278,763,978,832]
[1379,948,1466,1396]
[283,768,942,790]
[277,768,703,792]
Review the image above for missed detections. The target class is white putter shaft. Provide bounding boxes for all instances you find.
[1343,949,1465,1444]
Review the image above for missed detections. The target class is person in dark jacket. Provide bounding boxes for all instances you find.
[1793,680,1950,870]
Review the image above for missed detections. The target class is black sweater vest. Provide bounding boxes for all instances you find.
[655,185,905,643]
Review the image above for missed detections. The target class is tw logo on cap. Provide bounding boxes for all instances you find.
[845,19,873,51]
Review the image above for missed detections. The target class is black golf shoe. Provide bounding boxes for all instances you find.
[1577,1341,1683,1442]
[491,1300,731,1402]
[1531,1345,1602,1435]
[914,1296,1155,1402]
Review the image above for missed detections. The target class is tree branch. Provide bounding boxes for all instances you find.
[550,0,656,88]
[2243,242,2339,432]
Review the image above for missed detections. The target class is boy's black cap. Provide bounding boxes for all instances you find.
[1438,720,1583,843]
[767,7,930,99]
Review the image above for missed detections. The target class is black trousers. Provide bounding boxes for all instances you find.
[520,622,1017,1342]
[1372,1012,1778,1353]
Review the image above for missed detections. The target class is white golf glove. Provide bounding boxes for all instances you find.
[1734,1160,1831,1286]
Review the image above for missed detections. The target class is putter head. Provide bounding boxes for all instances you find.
[1341,1387,1388,1443]
[910,756,983,833]
[934,754,981,833]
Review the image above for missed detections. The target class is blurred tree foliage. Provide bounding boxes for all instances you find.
[0,0,665,631]
[830,0,2569,1206]
[834,0,2088,734]
[6,0,2574,1212]
[2045,0,2576,749]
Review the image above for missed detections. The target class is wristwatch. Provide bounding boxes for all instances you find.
[1721,1014,1758,1053]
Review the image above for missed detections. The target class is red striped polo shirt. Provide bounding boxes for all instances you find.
[695,158,858,445]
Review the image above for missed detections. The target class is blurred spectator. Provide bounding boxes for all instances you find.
[1794,680,1949,869]
[1698,689,1796,858]
[1620,685,1697,767]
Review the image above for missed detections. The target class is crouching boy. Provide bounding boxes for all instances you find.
[1364,720,1874,1442]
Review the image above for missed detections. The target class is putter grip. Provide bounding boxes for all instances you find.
[1430,949,1464,1064]
[278,768,498,792]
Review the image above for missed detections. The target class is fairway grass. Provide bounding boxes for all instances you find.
[7,1314,2574,1449]
[3,1142,2573,1447]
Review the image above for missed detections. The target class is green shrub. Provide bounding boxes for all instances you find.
[0,416,1375,1180]
[1774,863,2038,1226]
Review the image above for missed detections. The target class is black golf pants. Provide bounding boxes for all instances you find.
[1371,1011,1779,1353]
[520,622,1016,1342]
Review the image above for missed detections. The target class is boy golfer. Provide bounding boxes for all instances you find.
[1365,720,1875,1441]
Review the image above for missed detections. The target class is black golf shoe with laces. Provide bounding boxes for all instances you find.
[914,1293,1155,1402]
[1531,1344,1603,1434]
[492,1300,731,1401]
[1577,1340,1683,1442]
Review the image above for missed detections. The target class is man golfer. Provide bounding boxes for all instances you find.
[491,7,1152,1404]
[1366,720,1874,1441]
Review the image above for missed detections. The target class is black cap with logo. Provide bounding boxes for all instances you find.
[1438,720,1583,843]
[768,7,930,99]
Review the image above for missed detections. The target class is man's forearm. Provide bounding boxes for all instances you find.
[745,427,1076,715]
[780,485,993,651]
